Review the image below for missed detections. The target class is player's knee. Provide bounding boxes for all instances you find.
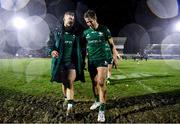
[97,79,105,87]
[64,80,74,89]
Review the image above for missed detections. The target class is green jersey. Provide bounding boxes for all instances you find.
[83,25,112,61]
[61,32,76,63]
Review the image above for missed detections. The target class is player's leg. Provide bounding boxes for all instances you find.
[61,84,68,108]
[88,63,101,110]
[59,66,68,109]
[66,68,76,116]
[96,67,107,122]
[107,58,113,84]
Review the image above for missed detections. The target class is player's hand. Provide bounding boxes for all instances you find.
[113,55,118,68]
[51,50,59,58]
[117,54,121,59]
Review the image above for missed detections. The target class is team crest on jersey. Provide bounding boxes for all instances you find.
[86,34,90,39]
[98,32,103,36]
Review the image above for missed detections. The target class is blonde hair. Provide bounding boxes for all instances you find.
[84,10,97,20]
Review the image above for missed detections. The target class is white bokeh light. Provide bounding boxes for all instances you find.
[148,26,166,44]
[174,21,180,31]
[3,32,20,47]
[25,0,47,18]
[161,33,180,70]
[44,13,59,31]
[17,16,50,50]
[5,12,29,31]
[118,23,150,53]
[12,17,27,29]
[0,9,14,30]
[147,0,178,19]
[0,0,30,11]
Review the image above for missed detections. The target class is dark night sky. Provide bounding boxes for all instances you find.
[44,0,180,54]
[45,0,138,36]
[1,0,180,55]
[78,0,137,36]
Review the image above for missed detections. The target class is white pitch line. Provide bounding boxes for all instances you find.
[137,81,157,93]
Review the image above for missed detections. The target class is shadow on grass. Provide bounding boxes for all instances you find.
[105,89,180,122]
[107,89,180,112]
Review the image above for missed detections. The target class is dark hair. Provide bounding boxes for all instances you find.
[84,10,97,20]
[64,11,75,16]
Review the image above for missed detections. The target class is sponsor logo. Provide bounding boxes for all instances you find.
[89,40,102,43]
[65,41,72,44]
[104,61,108,65]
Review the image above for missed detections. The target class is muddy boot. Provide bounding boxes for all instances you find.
[66,100,75,117]
[63,99,68,110]
[90,101,101,110]
[97,110,105,122]
[97,103,106,122]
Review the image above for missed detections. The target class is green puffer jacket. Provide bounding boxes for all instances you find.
[48,30,85,83]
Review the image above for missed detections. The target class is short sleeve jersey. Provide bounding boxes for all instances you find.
[83,25,112,61]
[104,27,113,59]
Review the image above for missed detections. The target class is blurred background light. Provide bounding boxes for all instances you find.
[12,16,27,29]
[0,0,30,11]
[174,21,180,32]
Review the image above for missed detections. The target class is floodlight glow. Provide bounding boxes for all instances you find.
[17,16,50,50]
[174,21,180,31]
[147,0,178,19]
[12,17,27,29]
[0,0,30,11]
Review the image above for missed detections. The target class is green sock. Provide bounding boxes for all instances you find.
[107,77,111,81]
[68,100,74,105]
[99,103,105,111]
[95,95,99,102]
[64,96,67,100]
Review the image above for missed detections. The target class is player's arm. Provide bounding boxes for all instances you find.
[108,37,119,66]
[81,30,88,70]
[104,26,119,66]
[47,30,59,58]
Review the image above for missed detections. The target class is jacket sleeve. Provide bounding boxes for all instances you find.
[47,31,58,56]
[73,36,85,82]
[79,34,87,70]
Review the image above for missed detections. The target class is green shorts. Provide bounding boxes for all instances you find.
[107,58,113,64]
[88,59,108,69]
[88,59,108,79]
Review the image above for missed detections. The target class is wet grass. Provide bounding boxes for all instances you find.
[0,58,180,122]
